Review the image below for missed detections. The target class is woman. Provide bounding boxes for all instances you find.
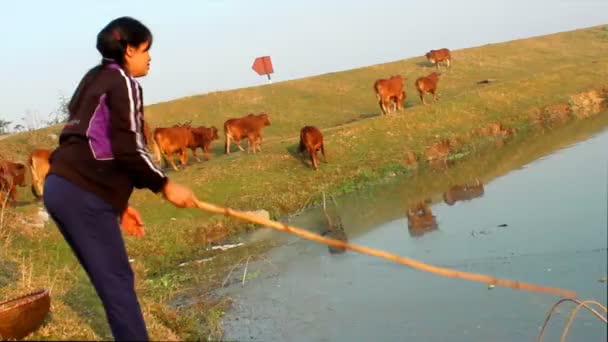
[44,17,196,341]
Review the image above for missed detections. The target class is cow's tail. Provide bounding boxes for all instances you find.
[373,82,380,101]
[28,154,42,198]
[151,132,165,169]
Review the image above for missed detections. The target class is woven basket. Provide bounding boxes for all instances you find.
[0,289,50,340]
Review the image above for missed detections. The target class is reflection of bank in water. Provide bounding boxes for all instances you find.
[406,200,438,237]
[443,179,485,206]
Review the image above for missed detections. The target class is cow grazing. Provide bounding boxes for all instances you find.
[190,126,219,161]
[374,75,406,115]
[28,149,51,198]
[298,126,326,170]
[415,72,441,105]
[224,113,271,154]
[0,160,27,205]
[152,126,195,171]
[425,48,451,70]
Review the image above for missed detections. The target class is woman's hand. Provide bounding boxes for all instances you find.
[162,179,198,208]
[121,206,145,237]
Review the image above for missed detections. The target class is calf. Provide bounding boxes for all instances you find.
[374,75,406,115]
[0,160,27,205]
[224,113,271,154]
[190,126,219,161]
[28,149,51,198]
[298,126,326,170]
[152,126,196,171]
[415,72,441,105]
[425,48,451,70]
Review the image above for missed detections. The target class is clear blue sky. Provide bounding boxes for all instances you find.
[1,0,606,125]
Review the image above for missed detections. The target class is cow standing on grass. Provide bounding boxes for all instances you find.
[152,127,192,171]
[224,113,271,154]
[415,72,441,105]
[190,126,219,162]
[298,126,326,170]
[425,48,452,70]
[152,125,220,170]
[374,75,406,115]
[0,160,27,205]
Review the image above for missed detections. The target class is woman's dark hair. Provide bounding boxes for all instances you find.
[96,16,153,66]
[66,17,152,115]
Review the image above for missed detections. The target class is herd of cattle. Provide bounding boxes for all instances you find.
[0,48,452,207]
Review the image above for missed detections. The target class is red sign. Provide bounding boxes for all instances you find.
[252,56,274,76]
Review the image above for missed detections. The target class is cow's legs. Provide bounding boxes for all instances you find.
[247,137,254,154]
[166,152,179,171]
[225,134,231,154]
[191,148,201,162]
[390,99,397,113]
[419,91,427,105]
[235,139,245,152]
[311,149,318,170]
[379,96,389,115]
[179,149,188,166]
[432,89,438,102]
[382,97,392,115]
[202,145,211,161]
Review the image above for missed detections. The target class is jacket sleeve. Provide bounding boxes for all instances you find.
[107,70,167,193]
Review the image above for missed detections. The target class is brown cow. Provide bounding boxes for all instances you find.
[28,149,51,198]
[443,180,484,206]
[298,126,326,170]
[152,126,195,171]
[0,160,27,205]
[190,126,219,162]
[415,72,441,105]
[224,113,271,154]
[374,75,406,115]
[425,48,451,70]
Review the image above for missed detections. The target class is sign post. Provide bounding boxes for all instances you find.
[252,56,274,84]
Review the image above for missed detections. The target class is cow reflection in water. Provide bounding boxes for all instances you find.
[443,179,485,206]
[406,200,438,237]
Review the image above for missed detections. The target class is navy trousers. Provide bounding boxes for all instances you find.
[43,174,148,341]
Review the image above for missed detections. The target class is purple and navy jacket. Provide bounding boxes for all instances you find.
[49,61,167,214]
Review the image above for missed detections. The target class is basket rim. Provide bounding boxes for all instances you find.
[0,288,49,313]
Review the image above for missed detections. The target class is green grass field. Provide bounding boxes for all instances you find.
[0,25,607,340]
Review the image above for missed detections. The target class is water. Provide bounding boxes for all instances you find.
[220,116,608,342]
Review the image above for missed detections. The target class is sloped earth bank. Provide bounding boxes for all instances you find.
[216,112,608,341]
